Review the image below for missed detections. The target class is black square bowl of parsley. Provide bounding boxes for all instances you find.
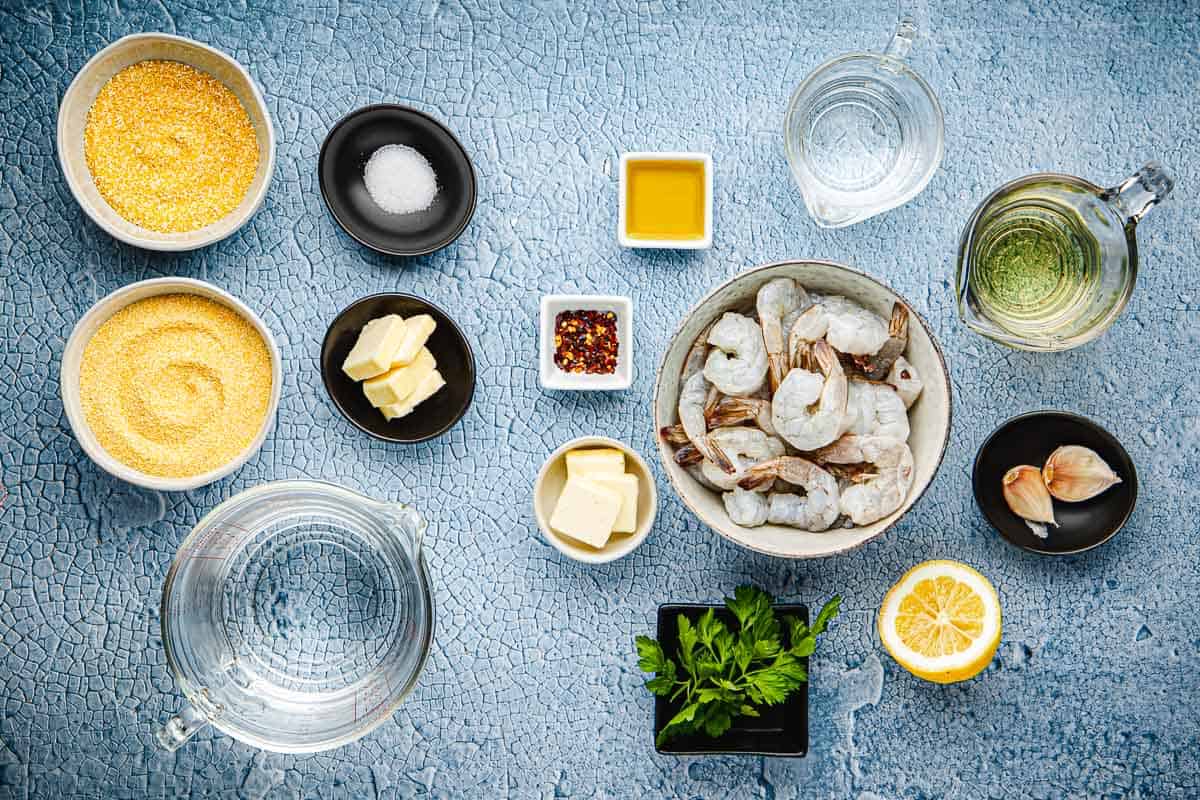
[637,586,840,758]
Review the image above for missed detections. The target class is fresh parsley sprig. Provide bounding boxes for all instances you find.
[636,586,841,746]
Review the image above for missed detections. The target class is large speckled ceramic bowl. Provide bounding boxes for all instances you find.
[653,260,952,559]
[56,33,276,251]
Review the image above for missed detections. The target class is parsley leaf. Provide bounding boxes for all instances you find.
[636,588,842,747]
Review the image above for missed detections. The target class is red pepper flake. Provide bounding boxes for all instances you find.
[554,309,619,375]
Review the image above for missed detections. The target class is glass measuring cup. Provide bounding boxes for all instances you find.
[955,162,1175,351]
[155,480,433,753]
[784,17,944,228]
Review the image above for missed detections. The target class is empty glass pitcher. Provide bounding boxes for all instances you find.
[956,162,1175,351]
[156,480,434,753]
[784,17,944,227]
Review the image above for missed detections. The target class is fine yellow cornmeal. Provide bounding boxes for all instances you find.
[84,60,259,233]
[79,294,273,478]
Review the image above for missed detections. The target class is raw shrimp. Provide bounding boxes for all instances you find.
[814,435,914,525]
[841,380,910,441]
[706,396,776,436]
[682,320,715,378]
[704,312,768,396]
[672,442,703,466]
[723,488,768,527]
[678,372,735,473]
[757,278,807,392]
[855,303,909,380]
[700,426,786,491]
[820,296,890,356]
[772,339,847,451]
[685,463,722,492]
[660,424,690,446]
[736,456,840,532]
[787,304,829,368]
[886,356,923,409]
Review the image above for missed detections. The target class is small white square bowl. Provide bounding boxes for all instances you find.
[539,295,633,390]
[618,151,712,250]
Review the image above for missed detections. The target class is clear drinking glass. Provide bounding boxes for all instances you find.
[155,480,434,753]
[784,17,944,228]
[955,162,1174,351]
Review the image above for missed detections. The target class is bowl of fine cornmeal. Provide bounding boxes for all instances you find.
[61,278,282,491]
[57,33,276,251]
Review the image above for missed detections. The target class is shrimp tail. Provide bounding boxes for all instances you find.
[704,436,737,474]
[659,424,691,445]
[737,463,775,491]
[705,397,753,429]
[860,303,909,380]
[673,443,704,466]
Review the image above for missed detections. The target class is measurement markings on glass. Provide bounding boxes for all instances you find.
[354,675,393,724]
[187,520,251,561]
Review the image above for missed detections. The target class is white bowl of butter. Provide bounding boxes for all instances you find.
[61,277,282,491]
[533,436,658,564]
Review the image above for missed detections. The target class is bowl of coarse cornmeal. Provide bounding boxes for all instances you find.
[61,278,282,491]
[57,33,276,251]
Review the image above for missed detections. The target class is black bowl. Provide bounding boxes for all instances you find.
[653,603,808,757]
[321,293,475,443]
[972,411,1137,555]
[318,104,476,256]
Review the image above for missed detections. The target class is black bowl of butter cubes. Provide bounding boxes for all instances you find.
[321,293,476,443]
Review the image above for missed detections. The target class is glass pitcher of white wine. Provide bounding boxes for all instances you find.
[155,481,434,753]
[956,162,1174,351]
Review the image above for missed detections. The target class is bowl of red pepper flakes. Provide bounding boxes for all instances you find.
[539,295,633,390]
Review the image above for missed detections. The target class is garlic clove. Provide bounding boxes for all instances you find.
[1002,465,1057,527]
[1042,445,1122,502]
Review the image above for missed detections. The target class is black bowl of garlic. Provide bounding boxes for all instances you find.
[972,411,1137,555]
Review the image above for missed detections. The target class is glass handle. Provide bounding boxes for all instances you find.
[155,702,209,752]
[883,16,918,62]
[1107,161,1174,225]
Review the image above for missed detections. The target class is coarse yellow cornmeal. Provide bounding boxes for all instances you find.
[84,60,259,233]
[79,294,273,478]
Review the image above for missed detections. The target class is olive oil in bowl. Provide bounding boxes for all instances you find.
[956,164,1173,351]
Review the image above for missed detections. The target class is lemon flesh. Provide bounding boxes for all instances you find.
[878,560,1002,684]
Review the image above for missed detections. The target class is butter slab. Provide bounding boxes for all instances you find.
[342,315,407,381]
[380,369,447,420]
[391,315,437,366]
[362,348,436,408]
[592,473,638,534]
[565,448,625,478]
[549,476,622,549]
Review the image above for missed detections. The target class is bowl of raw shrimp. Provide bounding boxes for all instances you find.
[653,260,952,559]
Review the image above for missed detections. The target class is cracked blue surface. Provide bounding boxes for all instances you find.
[2,1,1199,798]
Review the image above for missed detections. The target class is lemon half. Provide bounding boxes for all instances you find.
[878,560,1002,684]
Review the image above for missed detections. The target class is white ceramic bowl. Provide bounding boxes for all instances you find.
[653,260,952,559]
[533,436,658,564]
[618,152,713,249]
[539,295,633,390]
[56,33,276,251]
[61,278,283,491]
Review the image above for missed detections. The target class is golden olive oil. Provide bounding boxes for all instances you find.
[624,159,706,240]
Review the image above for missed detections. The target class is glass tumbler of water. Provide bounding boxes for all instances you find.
[784,17,944,228]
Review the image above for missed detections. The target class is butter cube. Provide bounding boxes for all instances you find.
[565,448,625,478]
[549,476,622,549]
[362,348,436,408]
[593,473,639,534]
[391,315,437,366]
[380,369,446,421]
[342,315,407,380]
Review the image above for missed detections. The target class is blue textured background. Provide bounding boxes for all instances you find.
[2,1,1198,797]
